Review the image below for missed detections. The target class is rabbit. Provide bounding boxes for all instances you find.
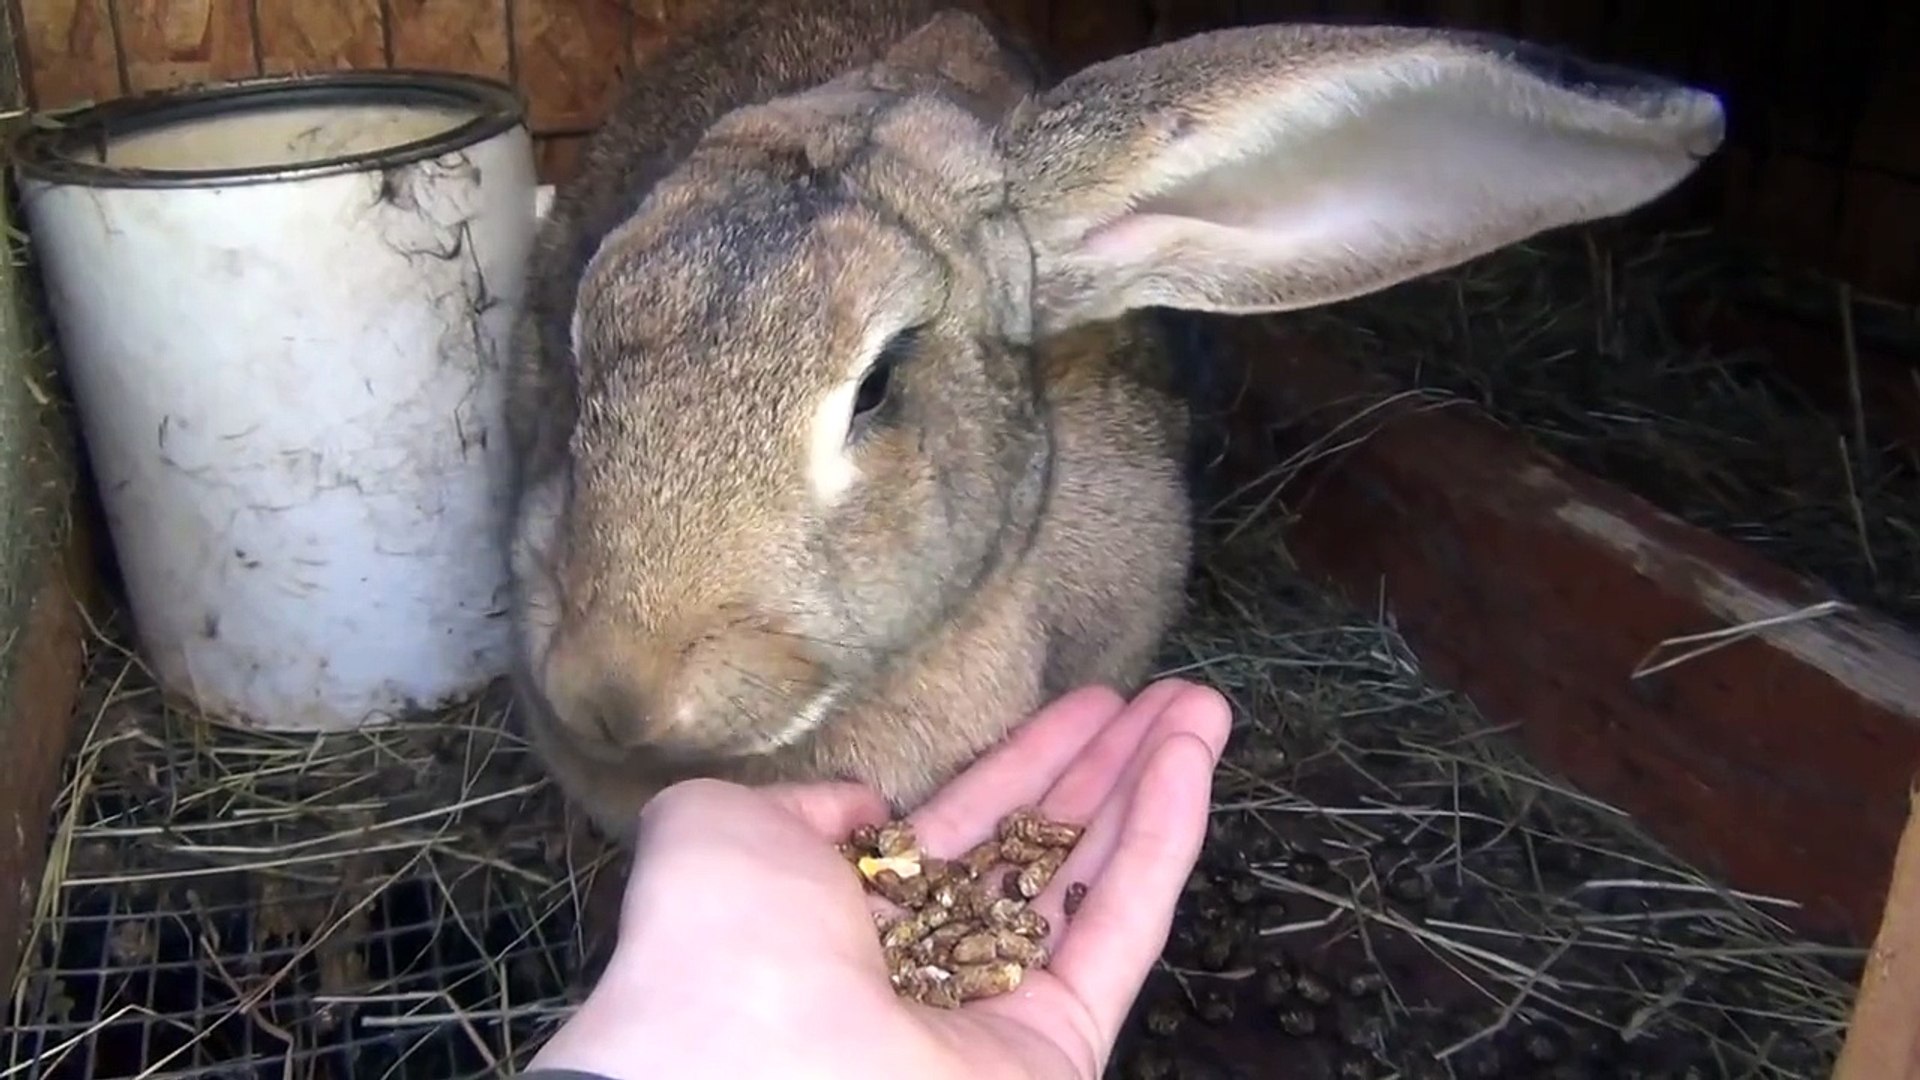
[501,0,1726,845]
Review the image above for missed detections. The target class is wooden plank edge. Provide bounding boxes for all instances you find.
[1836,777,1920,1079]
[1212,314,1920,947]
[0,509,96,998]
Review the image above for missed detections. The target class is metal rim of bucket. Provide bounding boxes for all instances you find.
[11,69,528,190]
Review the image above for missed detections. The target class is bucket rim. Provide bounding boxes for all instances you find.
[11,69,529,190]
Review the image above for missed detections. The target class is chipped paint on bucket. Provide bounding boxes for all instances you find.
[15,72,540,732]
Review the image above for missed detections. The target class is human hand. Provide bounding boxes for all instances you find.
[525,678,1233,1080]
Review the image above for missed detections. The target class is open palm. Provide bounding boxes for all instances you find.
[527,679,1232,1080]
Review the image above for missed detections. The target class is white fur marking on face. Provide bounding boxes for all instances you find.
[763,686,839,750]
[805,317,910,504]
[509,474,567,654]
[807,381,862,502]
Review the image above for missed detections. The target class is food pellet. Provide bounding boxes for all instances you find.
[874,821,917,858]
[1014,848,1066,899]
[848,806,1086,1008]
[950,932,999,965]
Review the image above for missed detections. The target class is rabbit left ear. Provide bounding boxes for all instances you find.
[994,24,1726,336]
[873,11,1040,121]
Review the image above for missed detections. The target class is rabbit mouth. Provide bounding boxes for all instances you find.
[568,678,840,764]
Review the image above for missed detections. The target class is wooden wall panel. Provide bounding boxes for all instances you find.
[1721,149,1846,270]
[1759,0,1878,163]
[980,0,1047,51]
[113,0,258,92]
[386,0,509,78]
[1849,3,1920,179]
[1300,0,1401,24]
[1835,172,1920,306]
[1410,0,1512,33]
[1509,2,1607,50]
[535,133,588,184]
[1144,0,1237,45]
[8,0,1920,304]
[1602,0,1712,89]
[17,0,120,108]
[1047,0,1148,71]
[513,0,630,133]
[255,0,386,74]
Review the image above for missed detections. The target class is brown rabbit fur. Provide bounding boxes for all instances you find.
[503,0,1725,843]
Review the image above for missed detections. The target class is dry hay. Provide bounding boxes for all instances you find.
[4,614,606,1080]
[1107,504,1860,1079]
[3,228,1871,1075]
[1288,223,1920,628]
[5,500,1860,1079]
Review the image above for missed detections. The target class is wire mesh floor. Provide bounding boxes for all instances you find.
[6,635,617,1080]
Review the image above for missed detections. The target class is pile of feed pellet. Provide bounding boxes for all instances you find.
[841,807,1088,1009]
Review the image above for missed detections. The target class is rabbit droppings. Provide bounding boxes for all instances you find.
[503,0,1726,844]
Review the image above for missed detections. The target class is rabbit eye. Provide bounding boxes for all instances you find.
[851,324,921,424]
[853,361,892,417]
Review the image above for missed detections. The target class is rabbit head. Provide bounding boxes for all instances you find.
[508,11,1724,789]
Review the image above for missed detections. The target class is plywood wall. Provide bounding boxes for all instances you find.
[9,0,685,183]
[10,0,1920,305]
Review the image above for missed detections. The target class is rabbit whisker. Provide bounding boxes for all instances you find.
[750,625,880,655]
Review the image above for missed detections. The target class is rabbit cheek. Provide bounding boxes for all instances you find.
[505,473,566,661]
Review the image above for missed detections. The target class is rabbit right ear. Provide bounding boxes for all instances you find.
[993,25,1727,337]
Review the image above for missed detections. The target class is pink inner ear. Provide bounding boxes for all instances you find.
[1076,212,1191,261]
[1048,90,1709,321]
[1065,113,1443,291]
[1076,192,1396,284]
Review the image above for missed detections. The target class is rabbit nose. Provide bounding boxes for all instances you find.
[582,682,650,747]
[588,665,694,746]
[543,632,692,752]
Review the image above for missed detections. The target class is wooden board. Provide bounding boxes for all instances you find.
[511,0,629,133]
[386,0,509,78]
[1835,171,1920,306]
[1848,2,1920,179]
[0,518,94,998]
[1046,0,1150,72]
[1720,148,1846,284]
[1836,780,1920,1079]
[1215,314,1920,946]
[255,0,386,74]
[112,0,257,92]
[976,0,1047,55]
[535,133,588,185]
[7,0,1920,307]
[15,0,121,109]
[1143,0,1238,45]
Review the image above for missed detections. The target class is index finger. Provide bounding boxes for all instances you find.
[905,684,1129,854]
[1044,731,1219,1045]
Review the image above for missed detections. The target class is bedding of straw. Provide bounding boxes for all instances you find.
[4,514,1861,1080]
[4,616,603,1079]
[3,220,1870,1079]
[1288,223,1920,628]
[1106,500,1860,1079]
